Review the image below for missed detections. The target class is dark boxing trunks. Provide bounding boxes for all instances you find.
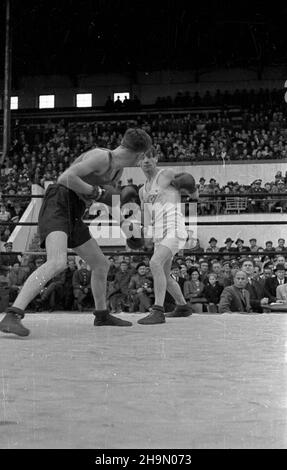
[38,184,91,249]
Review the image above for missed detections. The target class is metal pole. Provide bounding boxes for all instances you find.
[2,0,12,166]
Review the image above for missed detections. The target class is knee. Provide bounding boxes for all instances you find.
[149,258,161,272]
[90,257,110,273]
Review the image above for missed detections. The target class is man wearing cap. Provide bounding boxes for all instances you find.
[249,179,264,213]
[0,241,20,274]
[271,180,287,212]
[264,264,287,303]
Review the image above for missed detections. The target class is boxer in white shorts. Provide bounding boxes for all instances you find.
[137,147,197,324]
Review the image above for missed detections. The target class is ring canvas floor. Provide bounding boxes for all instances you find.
[0,312,286,449]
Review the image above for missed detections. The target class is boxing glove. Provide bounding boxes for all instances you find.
[120,184,140,206]
[85,185,121,207]
[171,172,198,199]
[121,220,145,250]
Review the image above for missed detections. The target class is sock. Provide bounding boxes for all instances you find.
[7,306,25,319]
[153,305,164,312]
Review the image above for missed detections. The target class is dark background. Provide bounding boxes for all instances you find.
[0,0,287,78]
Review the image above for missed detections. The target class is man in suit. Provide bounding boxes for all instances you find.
[218,270,253,313]
[264,263,287,303]
[241,258,269,312]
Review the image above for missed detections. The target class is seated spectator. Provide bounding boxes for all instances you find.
[274,254,286,267]
[264,241,276,256]
[219,238,235,260]
[206,237,219,254]
[203,273,223,313]
[170,264,186,293]
[240,258,269,312]
[0,203,11,224]
[7,261,29,303]
[183,269,206,313]
[211,261,225,287]
[108,260,132,313]
[234,238,250,253]
[128,263,154,313]
[218,271,253,313]
[275,238,286,252]
[0,241,20,274]
[63,257,78,310]
[72,260,92,311]
[199,259,210,284]
[40,271,66,312]
[248,238,263,252]
[259,262,274,285]
[222,261,233,286]
[264,263,287,303]
[179,263,190,282]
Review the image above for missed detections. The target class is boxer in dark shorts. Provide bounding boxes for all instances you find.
[0,128,152,336]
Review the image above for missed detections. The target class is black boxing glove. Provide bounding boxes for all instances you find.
[85,185,121,207]
[171,172,198,200]
[121,220,145,251]
[120,184,140,206]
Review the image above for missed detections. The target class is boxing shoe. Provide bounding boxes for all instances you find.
[165,304,193,317]
[0,307,30,337]
[93,309,132,326]
[137,307,166,325]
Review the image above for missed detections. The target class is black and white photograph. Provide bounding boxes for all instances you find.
[0,0,287,453]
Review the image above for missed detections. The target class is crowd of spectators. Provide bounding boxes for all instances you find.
[0,238,286,314]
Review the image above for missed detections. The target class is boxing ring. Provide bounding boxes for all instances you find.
[1,312,287,449]
[1,191,287,449]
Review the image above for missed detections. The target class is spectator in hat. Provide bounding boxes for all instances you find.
[128,263,154,313]
[264,263,287,303]
[206,237,219,253]
[219,237,235,260]
[234,238,250,253]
